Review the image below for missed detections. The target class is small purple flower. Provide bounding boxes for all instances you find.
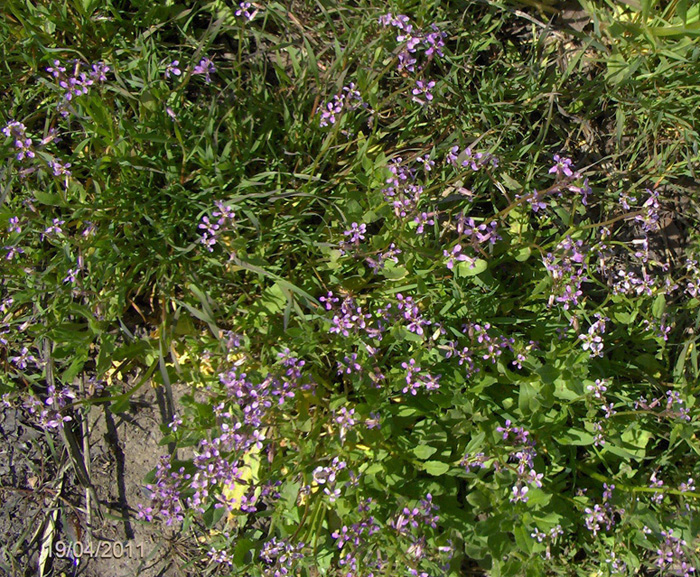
[63,266,80,284]
[587,378,609,399]
[165,60,181,78]
[235,1,258,20]
[444,244,474,270]
[193,57,216,83]
[412,79,435,106]
[10,346,36,369]
[365,412,381,429]
[413,212,434,234]
[43,218,65,239]
[7,217,21,234]
[344,222,366,244]
[510,483,529,503]
[548,154,574,178]
[569,178,591,205]
[416,155,435,172]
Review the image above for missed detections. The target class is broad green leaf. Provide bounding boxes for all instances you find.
[557,429,594,446]
[423,461,450,476]
[413,445,438,460]
[456,259,488,277]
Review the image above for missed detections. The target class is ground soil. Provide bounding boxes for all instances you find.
[0,381,202,577]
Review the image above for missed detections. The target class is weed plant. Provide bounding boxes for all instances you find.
[2,0,700,575]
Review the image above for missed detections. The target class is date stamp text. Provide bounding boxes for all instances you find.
[50,540,145,560]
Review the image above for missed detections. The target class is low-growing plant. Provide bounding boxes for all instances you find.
[2,1,700,576]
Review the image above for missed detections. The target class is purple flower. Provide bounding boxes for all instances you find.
[444,244,473,270]
[344,222,366,244]
[365,412,381,429]
[165,60,181,78]
[412,79,435,106]
[548,154,574,178]
[413,212,434,234]
[318,83,368,127]
[43,218,65,239]
[235,1,258,20]
[416,155,434,172]
[569,178,591,205]
[193,57,216,83]
[510,483,529,503]
[7,217,21,234]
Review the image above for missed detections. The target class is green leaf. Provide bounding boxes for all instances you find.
[381,263,408,280]
[456,259,488,277]
[652,294,666,318]
[422,461,450,476]
[557,429,594,446]
[413,445,438,460]
[515,247,531,262]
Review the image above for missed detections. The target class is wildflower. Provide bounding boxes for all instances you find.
[89,62,110,82]
[165,60,181,78]
[412,79,435,106]
[569,178,592,205]
[10,346,36,369]
[444,244,473,270]
[7,217,21,234]
[460,452,487,472]
[43,218,65,239]
[318,83,368,127]
[510,483,529,503]
[413,212,434,234]
[235,1,258,20]
[63,267,80,284]
[650,471,664,504]
[365,412,381,429]
[548,154,574,178]
[679,478,695,493]
[416,154,435,172]
[48,159,71,177]
[587,378,609,399]
[4,246,24,260]
[193,57,216,83]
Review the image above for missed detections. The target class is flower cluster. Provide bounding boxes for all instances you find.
[460,452,488,472]
[235,1,259,21]
[325,293,395,342]
[395,293,432,336]
[446,146,499,171]
[365,243,401,272]
[379,15,445,69]
[340,222,366,254]
[2,121,34,161]
[492,420,544,504]
[45,59,110,116]
[530,525,564,560]
[259,537,305,577]
[634,390,690,422]
[317,82,369,127]
[543,236,589,310]
[444,243,475,270]
[653,529,696,576]
[455,214,501,247]
[579,314,608,357]
[22,384,75,431]
[309,457,349,503]
[139,455,191,526]
[400,358,441,395]
[198,200,236,252]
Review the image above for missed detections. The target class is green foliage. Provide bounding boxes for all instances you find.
[2,0,700,576]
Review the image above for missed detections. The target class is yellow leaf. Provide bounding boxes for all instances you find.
[220,438,264,522]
